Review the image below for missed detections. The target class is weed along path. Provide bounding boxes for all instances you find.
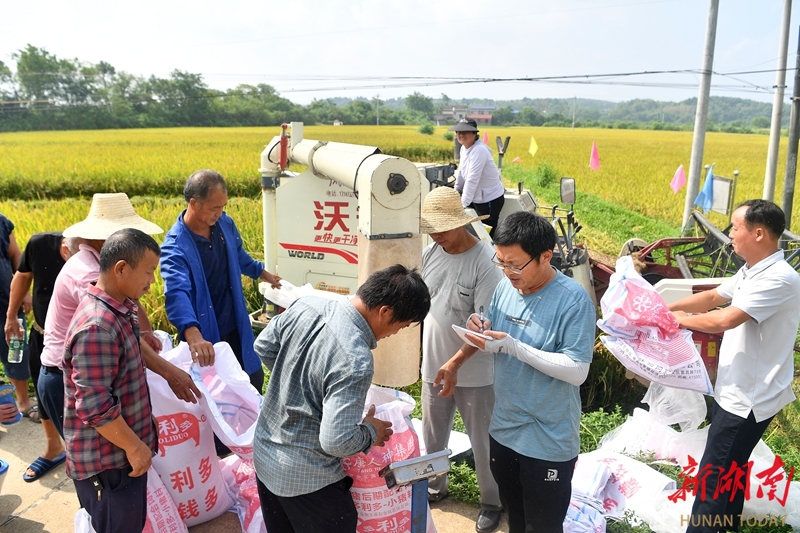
[0,419,505,533]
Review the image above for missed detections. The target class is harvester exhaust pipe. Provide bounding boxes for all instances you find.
[279,123,289,170]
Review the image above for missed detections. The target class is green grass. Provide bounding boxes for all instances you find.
[503,163,679,256]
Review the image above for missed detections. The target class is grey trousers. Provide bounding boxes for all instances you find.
[422,381,501,510]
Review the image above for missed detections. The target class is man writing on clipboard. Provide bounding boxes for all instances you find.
[436,211,595,533]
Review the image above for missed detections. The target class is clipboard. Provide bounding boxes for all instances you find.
[451,324,491,348]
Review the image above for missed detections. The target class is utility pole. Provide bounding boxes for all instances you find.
[682,0,719,231]
[763,0,792,201]
[782,26,800,230]
[572,96,576,131]
[376,95,380,126]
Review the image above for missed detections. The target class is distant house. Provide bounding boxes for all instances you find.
[441,105,469,123]
[333,120,343,126]
[468,114,492,126]
[470,105,495,115]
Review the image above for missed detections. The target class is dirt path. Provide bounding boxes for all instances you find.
[0,420,506,533]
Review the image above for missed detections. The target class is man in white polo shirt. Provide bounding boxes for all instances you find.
[669,199,800,533]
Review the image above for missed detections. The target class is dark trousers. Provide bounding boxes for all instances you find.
[37,365,64,436]
[74,467,147,533]
[470,194,505,238]
[257,476,358,533]
[686,402,773,533]
[490,436,576,533]
[28,329,48,420]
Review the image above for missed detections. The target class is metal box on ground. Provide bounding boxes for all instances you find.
[378,449,452,489]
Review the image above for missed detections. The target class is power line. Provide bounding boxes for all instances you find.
[3,66,798,108]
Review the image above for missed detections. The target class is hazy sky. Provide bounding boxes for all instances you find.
[1,0,796,105]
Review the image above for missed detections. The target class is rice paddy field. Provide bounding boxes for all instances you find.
[0,124,793,330]
[0,125,787,223]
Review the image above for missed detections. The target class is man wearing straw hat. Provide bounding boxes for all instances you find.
[419,186,504,533]
[33,193,200,482]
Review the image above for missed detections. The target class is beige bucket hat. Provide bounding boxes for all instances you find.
[420,187,489,234]
[62,193,164,240]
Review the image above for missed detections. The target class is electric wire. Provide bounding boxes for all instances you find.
[1,65,797,110]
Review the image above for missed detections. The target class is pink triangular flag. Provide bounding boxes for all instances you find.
[670,164,686,193]
[589,142,600,170]
[482,131,489,144]
[512,157,522,163]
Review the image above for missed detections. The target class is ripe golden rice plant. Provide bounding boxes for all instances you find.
[0,196,265,333]
[1,125,790,227]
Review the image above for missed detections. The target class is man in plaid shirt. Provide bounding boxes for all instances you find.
[62,228,161,533]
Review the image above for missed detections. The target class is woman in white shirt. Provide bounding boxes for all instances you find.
[451,118,506,237]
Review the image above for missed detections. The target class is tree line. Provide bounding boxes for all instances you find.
[0,45,783,133]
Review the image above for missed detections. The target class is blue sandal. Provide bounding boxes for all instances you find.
[23,452,66,482]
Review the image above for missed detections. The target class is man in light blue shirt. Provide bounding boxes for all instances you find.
[436,211,595,533]
[253,264,430,533]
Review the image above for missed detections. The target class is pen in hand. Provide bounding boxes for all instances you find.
[479,306,485,333]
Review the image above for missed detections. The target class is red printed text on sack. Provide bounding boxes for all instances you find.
[156,413,205,456]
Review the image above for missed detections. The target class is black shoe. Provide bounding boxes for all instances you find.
[475,509,502,533]
[427,491,449,503]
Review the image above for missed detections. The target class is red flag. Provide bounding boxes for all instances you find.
[670,164,686,193]
[482,131,489,145]
[590,142,600,170]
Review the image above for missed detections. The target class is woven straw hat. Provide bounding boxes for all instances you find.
[420,187,489,234]
[62,193,163,240]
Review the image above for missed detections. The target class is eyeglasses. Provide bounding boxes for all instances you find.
[491,253,534,274]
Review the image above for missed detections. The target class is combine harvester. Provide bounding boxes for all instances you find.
[253,122,800,384]
[253,122,590,386]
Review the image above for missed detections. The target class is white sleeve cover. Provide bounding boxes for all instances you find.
[485,335,590,386]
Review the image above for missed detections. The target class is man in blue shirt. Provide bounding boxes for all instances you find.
[436,211,595,533]
[161,169,281,393]
[253,264,430,533]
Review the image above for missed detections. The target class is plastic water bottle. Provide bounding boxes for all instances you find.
[7,319,24,364]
